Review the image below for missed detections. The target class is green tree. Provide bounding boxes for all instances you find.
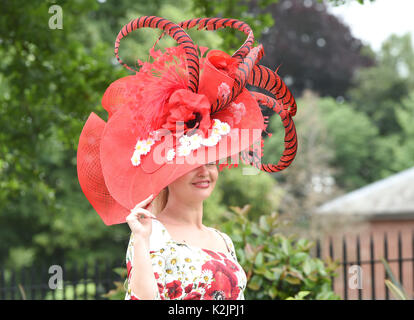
[260,90,341,235]
[393,91,414,170]
[205,163,281,226]
[0,0,129,268]
[348,34,414,136]
[317,97,381,189]
[217,205,341,299]
[192,0,279,53]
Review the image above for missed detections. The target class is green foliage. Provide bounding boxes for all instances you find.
[102,267,129,300]
[220,205,341,300]
[262,90,384,194]
[44,282,98,300]
[322,0,376,5]
[348,34,414,136]
[392,91,414,171]
[0,0,130,268]
[317,97,382,189]
[204,163,281,225]
[191,0,279,53]
[285,290,311,300]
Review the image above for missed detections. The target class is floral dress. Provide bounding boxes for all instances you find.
[125,219,247,300]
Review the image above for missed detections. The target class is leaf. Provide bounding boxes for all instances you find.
[259,215,270,232]
[263,269,276,281]
[303,259,312,275]
[112,267,127,277]
[247,275,262,291]
[297,291,311,299]
[254,251,264,267]
[280,237,290,255]
[385,280,408,300]
[268,286,278,299]
[291,252,308,265]
[381,258,406,295]
[284,276,301,285]
[244,243,255,260]
[271,267,283,281]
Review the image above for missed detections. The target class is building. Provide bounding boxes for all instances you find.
[311,166,414,299]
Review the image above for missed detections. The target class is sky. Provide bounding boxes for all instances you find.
[326,0,414,52]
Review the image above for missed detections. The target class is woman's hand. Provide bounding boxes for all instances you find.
[126,194,156,242]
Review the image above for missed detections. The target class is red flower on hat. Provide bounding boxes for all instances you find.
[166,280,183,299]
[160,89,212,137]
[208,51,239,77]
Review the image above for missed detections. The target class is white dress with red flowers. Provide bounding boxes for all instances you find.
[125,219,246,300]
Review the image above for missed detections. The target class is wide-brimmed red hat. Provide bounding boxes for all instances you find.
[77,16,298,225]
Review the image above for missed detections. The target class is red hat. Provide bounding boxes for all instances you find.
[77,16,298,226]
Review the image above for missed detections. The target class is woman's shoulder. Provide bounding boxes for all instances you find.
[208,227,237,256]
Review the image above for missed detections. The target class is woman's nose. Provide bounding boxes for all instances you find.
[197,164,209,176]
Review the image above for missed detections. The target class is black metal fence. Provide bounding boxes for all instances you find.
[0,259,124,300]
[311,230,414,300]
[1,230,413,300]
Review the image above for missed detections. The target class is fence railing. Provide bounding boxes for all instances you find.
[311,229,414,300]
[1,230,413,300]
[0,259,123,300]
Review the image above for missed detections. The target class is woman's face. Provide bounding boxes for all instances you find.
[168,162,218,203]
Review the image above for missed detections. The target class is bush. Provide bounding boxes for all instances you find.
[219,205,341,300]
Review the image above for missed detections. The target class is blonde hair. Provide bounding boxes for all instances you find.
[151,187,169,215]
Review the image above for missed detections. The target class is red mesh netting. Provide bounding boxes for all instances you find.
[77,112,129,225]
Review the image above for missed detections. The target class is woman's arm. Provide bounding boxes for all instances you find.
[128,235,160,300]
[125,194,164,300]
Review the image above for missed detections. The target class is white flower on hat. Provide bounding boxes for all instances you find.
[131,136,157,166]
[177,144,192,157]
[201,133,220,147]
[140,142,152,155]
[166,149,176,162]
[135,140,146,153]
[145,138,155,147]
[211,118,230,136]
[131,150,141,166]
[217,121,230,135]
[179,134,191,148]
[188,133,202,150]
[212,118,222,127]
[131,120,232,165]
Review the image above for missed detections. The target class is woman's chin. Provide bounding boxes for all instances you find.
[190,184,213,198]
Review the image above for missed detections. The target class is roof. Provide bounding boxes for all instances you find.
[313,166,414,219]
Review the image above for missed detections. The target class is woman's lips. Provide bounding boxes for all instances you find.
[192,181,210,188]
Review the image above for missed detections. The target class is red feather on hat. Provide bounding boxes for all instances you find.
[129,46,189,139]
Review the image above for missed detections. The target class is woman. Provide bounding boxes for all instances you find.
[76,15,298,300]
[125,162,246,300]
